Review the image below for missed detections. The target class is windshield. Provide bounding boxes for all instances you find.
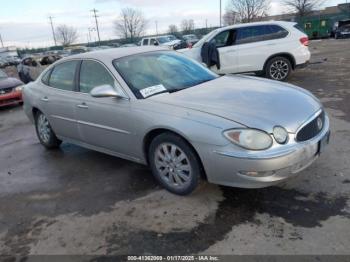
[0,70,7,79]
[157,37,171,44]
[167,35,177,41]
[113,51,218,99]
[193,30,218,48]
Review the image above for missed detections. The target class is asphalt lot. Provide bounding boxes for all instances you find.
[0,39,350,256]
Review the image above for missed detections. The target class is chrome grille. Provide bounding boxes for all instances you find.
[296,111,325,142]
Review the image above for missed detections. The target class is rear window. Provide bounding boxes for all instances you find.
[294,24,306,33]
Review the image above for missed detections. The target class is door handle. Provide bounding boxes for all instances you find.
[77,102,88,109]
[41,97,49,102]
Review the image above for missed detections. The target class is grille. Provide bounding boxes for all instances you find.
[296,111,325,142]
[0,87,13,95]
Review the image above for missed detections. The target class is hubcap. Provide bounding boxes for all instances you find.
[37,114,51,143]
[270,60,289,80]
[154,143,192,189]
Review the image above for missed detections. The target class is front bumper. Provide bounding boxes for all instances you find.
[199,114,330,188]
[0,91,23,107]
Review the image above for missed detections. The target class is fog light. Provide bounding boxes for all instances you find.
[238,170,276,177]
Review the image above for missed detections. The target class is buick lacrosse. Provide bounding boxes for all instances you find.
[23,47,330,195]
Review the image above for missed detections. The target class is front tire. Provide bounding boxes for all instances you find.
[148,133,201,195]
[265,56,292,81]
[35,111,61,149]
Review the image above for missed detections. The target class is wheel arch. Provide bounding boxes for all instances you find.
[263,53,296,70]
[143,128,208,180]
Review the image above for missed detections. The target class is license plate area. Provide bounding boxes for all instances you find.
[317,131,330,155]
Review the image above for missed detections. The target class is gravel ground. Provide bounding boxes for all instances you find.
[0,39,349,257]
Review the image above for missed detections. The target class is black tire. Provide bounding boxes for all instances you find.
[265,56,292,81]
[148,132,201,195]
[34,111,62,149]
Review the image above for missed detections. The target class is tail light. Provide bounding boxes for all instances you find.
[300,37,309,46]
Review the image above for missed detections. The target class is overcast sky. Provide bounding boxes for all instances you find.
[0,0,346,48]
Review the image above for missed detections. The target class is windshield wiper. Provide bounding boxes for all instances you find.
[146,88,184,98]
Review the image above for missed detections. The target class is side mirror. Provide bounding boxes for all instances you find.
[154,42,159,46]
[90,85,128,99]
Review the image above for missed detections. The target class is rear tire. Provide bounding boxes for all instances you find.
[148,133,201,195]
[35,111,61,149]
[265,56,292,81]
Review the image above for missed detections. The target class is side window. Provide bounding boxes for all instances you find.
[266,25,289,40]
[49,61,78,91]
[211,30,234,48]
[236,26,267,45]
[41,68,52,85]
[150,38,156,45]
[79,60,115,93]
[142,39,149,45]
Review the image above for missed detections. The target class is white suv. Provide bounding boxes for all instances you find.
[181,21,310,81]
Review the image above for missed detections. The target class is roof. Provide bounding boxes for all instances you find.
[221,21,296,31]
[63,46,169,63]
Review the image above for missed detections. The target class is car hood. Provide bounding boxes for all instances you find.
[150,75,321,133]
[0,77,23,90]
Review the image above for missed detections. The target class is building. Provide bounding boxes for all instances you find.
[260,3,350,38]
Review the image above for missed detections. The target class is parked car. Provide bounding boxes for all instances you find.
[4,56,21,66]
[183,34,200,46]
[0,58,9,68]
[335,24,350,39]
[0,69,24,107]
[23,47,330,195]
[181,21,310,81]
[140,35,183,50]
[120,43,138,48]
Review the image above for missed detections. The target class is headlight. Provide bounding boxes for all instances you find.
[15,85,23,91]
[273,126,288,144]
[223,129,273,150]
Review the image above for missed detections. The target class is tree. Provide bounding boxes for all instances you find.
[181,19,195,34]
[114,7,147,42]
[225,0,270,23]
[168,24,178,34]
[55,25,78,47]
[223,10,239,26]
[284,0,325,17]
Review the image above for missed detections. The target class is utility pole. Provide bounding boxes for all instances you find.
[0,33,4,48]
[91,9,101,45]
[49,16,57,46]
[219,0,222,27]
[155,21,158,36]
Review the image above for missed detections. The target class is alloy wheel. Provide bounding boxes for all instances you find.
[37,114,51,144]
[154,143,192,189]
[269,60,289,80]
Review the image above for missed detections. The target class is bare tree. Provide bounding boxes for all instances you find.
[223,10,239,26]
[55,25,78,47]
[114,7,147,42]
[168,24,178,34]
[226,0,270,23]
[284,0,325,17]
[181,19,195,34]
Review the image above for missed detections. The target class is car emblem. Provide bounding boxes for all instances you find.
[317,117,323,130]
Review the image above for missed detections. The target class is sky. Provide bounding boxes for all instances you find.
[0,0,347,48]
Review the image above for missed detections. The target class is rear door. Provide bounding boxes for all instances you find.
[235,25,290,72]
[74,59,134,157]
[209,29,239,74]
[41,60,81,140]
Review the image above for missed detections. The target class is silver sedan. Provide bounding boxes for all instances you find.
[23,46,330,195]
